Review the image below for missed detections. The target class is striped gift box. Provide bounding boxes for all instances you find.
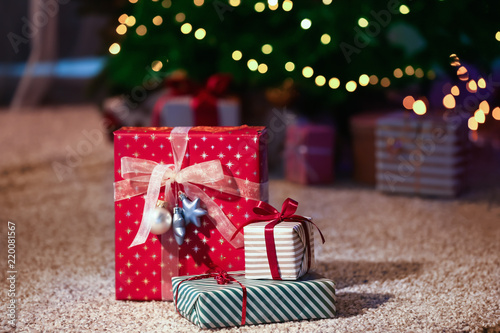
[172,272,336,328]
[244,221,314,280]
[376,111,469,197]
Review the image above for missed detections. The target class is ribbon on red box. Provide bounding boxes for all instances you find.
[232,198,325,280]
[175,270,247,326]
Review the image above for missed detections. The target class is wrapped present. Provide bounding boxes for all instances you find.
[239,198,324,280]
[113,126,268,301]
[375,111,469,197]
[152,74,241,127]
[284,124,335,184]
[173,270,336,329]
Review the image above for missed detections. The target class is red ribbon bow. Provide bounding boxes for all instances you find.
[175,270,247,326]
[233,198,325,280]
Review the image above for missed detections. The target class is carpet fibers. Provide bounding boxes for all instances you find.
[0,106,499,332]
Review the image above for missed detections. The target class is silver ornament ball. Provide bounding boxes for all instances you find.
[149,207,172,235]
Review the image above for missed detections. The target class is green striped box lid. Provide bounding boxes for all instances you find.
[172,271,336,329]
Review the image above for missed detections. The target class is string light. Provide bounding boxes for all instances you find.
[457,66,469,81]
[255,2,265,12]
[496,31,500,41]
[358,18,369,28]
[380,77,391,87]
[151,60,163,72]
[247,59,258,71]
[282,0,293,11]
[320,34,331,45]
[492,107,500,120]
[443,94,456,109]
[176,13,186,23]
[322,0,332,4]
[477,78,486,89]
[359,74,369,86]
[315,75,326,86]
[261,44,273,54]
[162,0,172,8]
[136,25,147,36]
[474,109,485,123]
[468,117,478,130]
[369,75,378,85]
[346,80,357,92]
[124,16,136,27]
[302,66,314,78]
[194,0,204,6]
[403,96,415,110]
[413,100,426,115]
[118,14,128,24]
[257,63,268,73]
[194,28,206,40]
[229,0,240,6]
[285,61,295,71]
[479,101,490,114]
[180,23,192,34]
[399,5,410,14]
[466,80,477,93]
[405,65,414,76]
[301,19,312,30]
[129,0,138,3]
[415,68,424,78]
[116,24,127,35]
[232,50,242,61]
[451,85,460,96]
[152,16,163,26]
[329,77,340,89]
[268,2,279,10]
[109,43,121,55]
[393,68,403,78]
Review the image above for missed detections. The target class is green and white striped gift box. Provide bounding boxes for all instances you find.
[244,221,315,280]
[172,271,336,329]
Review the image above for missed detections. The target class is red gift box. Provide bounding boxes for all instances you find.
[113,126,268,301]
[284,124,335,184]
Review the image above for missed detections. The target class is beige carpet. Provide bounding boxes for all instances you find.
[1,105,499,333]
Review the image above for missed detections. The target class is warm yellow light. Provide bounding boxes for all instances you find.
[302,66,314,78]
[152,16,163,26]
[449,54,460,67]
[282,0,293,11]
[399,5,410,14]
[118,14,128,24]
[415,68,424,78]
[451,85,460,96]
[162,0,172,8]
[380,77,391,87]
[109,43,121,55]
[466,80,477,93]
[129,0,138,3]
[478,78,486,89]
[116,24,127,35]
[315,75,326,86]
[136,25,147,36]
[255,2,265,12]
[443,94,456,109]
[261,44,273,54]
[358,18,369,28]
[427,70,436,80]
[176,13,186,23]
[468,117,478,130]
[320,34,331,45]
[405,65,414,76]
[346,80,357,92]
[151,60,163,72]
[268,0,278,6]
[323,0,332,4]
[194,28,206,40]
[393,68,403,78]
[269,3,279,10]
[180,23,192,34]
[257,63,268,74]
[359,74,369,86]
[247,59,258,71]
[329,77,340,89]
[229,0,240,6]
[492,107,500,120]
[232,50,242,61]
[125,16,136,27]
[474,109,486,124]
[194,0,205,6]
[457,66,469,81]
[403,96,415,110]
[369,75,378,85]
[496,31,500,41]
[413,100,427,115]
[301,19,312,30]
[285,61,295,72]
[479,101,490,114]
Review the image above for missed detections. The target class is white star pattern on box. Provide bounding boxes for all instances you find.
[150,134,156,141]
[218,152,225,159]
[201,152,208,159]
[227,144,232,150]
[226,161,234,168]
[235,153,242,160]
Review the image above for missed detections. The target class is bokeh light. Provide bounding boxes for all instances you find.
[413,100,426,115]
[261,44,273,54]
[320,34,331,45]
[405,65,414,76]
[474,109,485,124]
[255,2,265,12]
[329,77,340,89]
[116,24,127,35]
[369,75,379,85]
[194,28,206,40]
[176,13,186,23]
[180,23,192,34]
[109,43,121,55]
[247,59,258,71]
[315,75,326,86]
[468,117,478,130]
[301,19,312,29]
[232,50,242,61]
[359,74,369,86]
[443,94,456,109]
[479,101,490,114]
[466,80,477,93]
[358,18,369,28]
[152,16,163,26]
[257,63,268,73]
[282,0,293,11]
[380,77,391,87]
[302,66,314,78]
[136,25,147,36]
[151,60,163,72]
[346,80,357,92]
[451,85,460,96]
[399,5,410,14]
[393,68,403,78]
[403,95,415,110]
[492,107,500,120]
[285,61,295,71]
